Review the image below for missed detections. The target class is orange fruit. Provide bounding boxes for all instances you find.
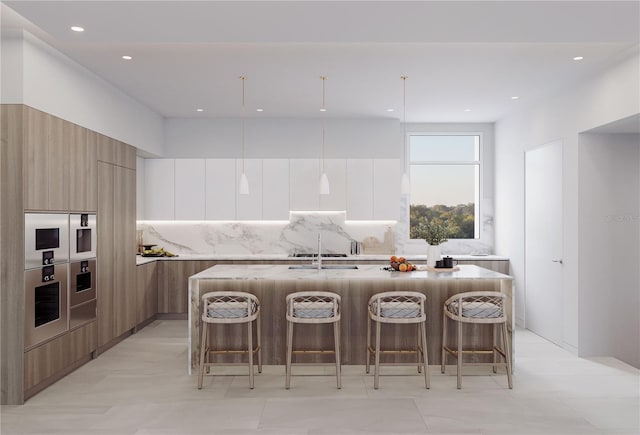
[390,255,398,262]
[399,263,408,272]
[398,257,406,263]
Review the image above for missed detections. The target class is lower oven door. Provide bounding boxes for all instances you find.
[69,259,96,306]
[25,263,68,349]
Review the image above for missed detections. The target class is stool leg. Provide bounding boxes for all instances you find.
[457,319,463,389]
[334,320,342,389]
[257,314,262,373]
[421,320,430,389]
[197,323,208,389]
[502,322,513,389]
[416,323,422,373]
[285,320,293,389]
[374,320,381,389]
[365,315,371,374]
[248,318,254,389]
[492,323,498,373]
[441,313,447,374]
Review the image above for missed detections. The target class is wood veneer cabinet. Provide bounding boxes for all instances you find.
[69,124,97,211]
[97,162,137,347]
[23,321,97,399]
[97,132,136,169]
[157,260,217,313]
[136,262,158,324]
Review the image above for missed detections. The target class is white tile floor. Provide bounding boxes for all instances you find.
[1,320,638,434]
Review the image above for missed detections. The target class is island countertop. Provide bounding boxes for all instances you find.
[188,264,513,373]
[189,264,511,281]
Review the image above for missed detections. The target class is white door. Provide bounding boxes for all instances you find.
[525,141,563,345]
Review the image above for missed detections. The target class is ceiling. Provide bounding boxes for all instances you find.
[2,1,639,123]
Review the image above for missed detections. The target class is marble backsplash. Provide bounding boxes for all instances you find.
[138,211,398,255]
[137,207,494,256]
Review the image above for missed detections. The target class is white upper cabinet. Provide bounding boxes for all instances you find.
[319,159,347,211]
[262,159,290,220]
[205,159,236,220]
[236,159,263,220]
[175,159,205,220]
[144,159,175,220]
[346,159,374,220]
[290,159,320,211]
[373,159,401,220]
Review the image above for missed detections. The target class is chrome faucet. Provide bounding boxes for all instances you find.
[313,232,322,270]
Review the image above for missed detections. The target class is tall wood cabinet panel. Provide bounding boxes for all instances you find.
[116,141,137,170]
[22,107,49,210]
[97,133,117,164]
[136,262,158,324]
[97,162,116,346]
[346,159,374,220]
[68,125,97,212]
[262,159,290,220]
[47,116,70,211]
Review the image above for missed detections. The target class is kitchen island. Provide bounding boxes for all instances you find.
[188,264,513,373]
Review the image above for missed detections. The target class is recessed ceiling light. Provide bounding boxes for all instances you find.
[70,26,84,32]
[122,55,133,60]
[196,109,204,112]
[573,56,584,61]
[463,108,472,112]
[319,108,327,112]
[256,108,264,112]
[511,96,519,100]
[386,108,394,112]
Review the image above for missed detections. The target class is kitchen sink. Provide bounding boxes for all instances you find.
[288,265,359,270]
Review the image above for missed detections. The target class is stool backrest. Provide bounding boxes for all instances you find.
[201,291,260,324]
[368,291,426,324]
[444,291,506,324]
[286,291,341,323]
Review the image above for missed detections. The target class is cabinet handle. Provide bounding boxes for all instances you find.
[552,259,563,264]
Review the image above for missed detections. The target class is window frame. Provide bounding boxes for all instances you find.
[407,132,483,241]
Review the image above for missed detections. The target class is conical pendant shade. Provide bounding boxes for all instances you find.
[239,172,249,195]
[319,172,330,195]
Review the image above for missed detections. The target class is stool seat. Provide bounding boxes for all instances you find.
[197,291,262,389]
[366,291,430,389]
[441,291,512,389]
[285,291,341,389]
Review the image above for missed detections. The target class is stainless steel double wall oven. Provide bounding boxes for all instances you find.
[24,213,97,349]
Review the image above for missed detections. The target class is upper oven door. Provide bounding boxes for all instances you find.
[69,213,96,262]
[24,213,69,270]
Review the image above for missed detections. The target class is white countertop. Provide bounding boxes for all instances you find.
[188,264,512,281]
[136,253,508,266]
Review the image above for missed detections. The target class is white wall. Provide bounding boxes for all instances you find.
[1,30,164,156]
[578,133,639,368]
[164,117,400,158]
[495,50,640,349]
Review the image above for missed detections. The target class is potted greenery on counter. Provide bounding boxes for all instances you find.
[411,218,451,267]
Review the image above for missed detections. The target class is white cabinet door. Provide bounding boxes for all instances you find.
[346,159,373,220]
[236,159,263,220]
[290,159,320,211]
[262,159,290,220]
[319,159,347,211]
[174,159,205,220]
[373,159,401,220]
[205,159,236,220]
[144,159,175,220]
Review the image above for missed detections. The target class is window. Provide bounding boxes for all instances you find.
[409,134,480,239]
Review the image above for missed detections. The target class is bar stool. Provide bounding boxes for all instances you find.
[197,291,262,389]
[285,291,341,389]
[366,291,430,389]
[441,291,513,389]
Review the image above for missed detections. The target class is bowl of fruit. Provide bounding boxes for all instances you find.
[389,255,416,272]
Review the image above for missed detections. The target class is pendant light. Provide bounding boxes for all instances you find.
[319,75,330,195]
[400,75,411,195]
[239,75,250,195]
